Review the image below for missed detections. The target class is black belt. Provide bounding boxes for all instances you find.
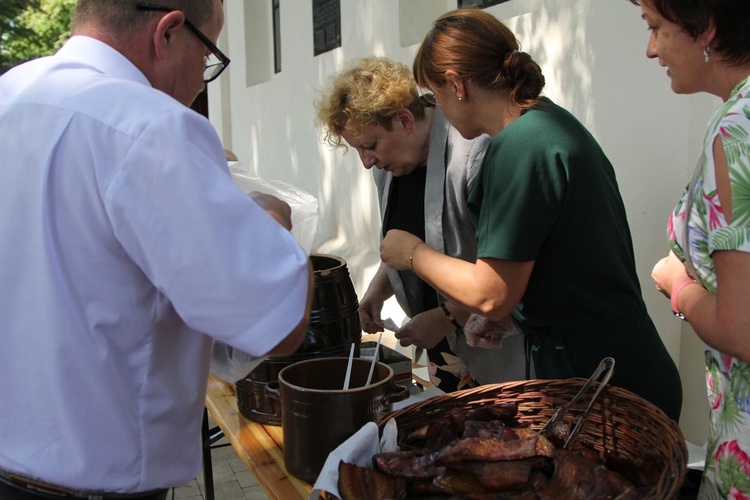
[0,470,169,500]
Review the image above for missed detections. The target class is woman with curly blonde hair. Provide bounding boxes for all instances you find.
[315,56,526,391]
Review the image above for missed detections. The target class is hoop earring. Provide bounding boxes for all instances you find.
[703,46,710,63]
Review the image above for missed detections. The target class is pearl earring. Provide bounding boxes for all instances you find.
[458,96,462,101]
[703,47,710,63]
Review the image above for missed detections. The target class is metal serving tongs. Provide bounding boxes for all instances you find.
[538,356,616,449]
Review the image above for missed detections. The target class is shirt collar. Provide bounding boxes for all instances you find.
[56,35,152,88]
[728,74,750,102]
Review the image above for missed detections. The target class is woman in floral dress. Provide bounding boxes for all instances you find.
[631,0,750,497]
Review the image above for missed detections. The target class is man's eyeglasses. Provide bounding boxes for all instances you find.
[136,3,230,83]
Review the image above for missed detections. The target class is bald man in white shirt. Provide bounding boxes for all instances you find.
[0,1,312,497]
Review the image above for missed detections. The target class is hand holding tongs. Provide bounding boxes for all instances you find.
[538,357,615,449]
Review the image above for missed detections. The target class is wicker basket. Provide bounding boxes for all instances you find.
[378,378,687,500]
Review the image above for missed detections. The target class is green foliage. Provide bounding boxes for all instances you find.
[0,0,39,31]
[0,0,39,59]
[1,0,75,75]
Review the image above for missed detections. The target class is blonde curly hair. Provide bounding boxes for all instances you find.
[314,56,427,149]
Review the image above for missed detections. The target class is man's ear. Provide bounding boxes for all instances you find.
[152,10,186,61]
[393,109,416,134]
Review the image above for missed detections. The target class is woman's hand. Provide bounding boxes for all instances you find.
[394,308,453,349]
[359,293,386,333]
[381,230,425,271]
[652,250,691,297]
[359,288,385,333]
[463,314,519,349]
[358,262,394,333]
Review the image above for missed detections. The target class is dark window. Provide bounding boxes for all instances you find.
[312,0,341,56]
[458,0,511,7]
[272,0,281,73]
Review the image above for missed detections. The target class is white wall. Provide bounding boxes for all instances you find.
[209,0,714,443]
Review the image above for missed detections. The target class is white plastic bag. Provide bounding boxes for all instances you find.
[210,341,264,384]
[211,163,319,383]
[228,161,318,254]
[463,314,519,349]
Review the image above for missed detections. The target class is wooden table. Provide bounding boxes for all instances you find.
[204,373,312,499]
[204,334,432,499]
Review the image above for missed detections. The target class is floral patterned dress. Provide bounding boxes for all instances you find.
[668,76,750,499]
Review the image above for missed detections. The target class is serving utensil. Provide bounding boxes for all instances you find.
[342,343,355,390]
[365,332,382,386]
[539,356,615,448]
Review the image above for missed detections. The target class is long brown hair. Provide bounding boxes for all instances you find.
[413,8,545,109]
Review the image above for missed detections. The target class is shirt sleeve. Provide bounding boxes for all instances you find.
[709,102,750,255]
[105,108,309,357]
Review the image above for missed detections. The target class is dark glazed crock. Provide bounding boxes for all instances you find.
[267,357,409,483]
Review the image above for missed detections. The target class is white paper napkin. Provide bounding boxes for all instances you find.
[380,317,400,332]
[309,419,399,499]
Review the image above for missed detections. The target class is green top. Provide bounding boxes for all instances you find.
[468,97,643,330]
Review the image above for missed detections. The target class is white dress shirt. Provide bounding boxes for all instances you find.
[0,36,309,492]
